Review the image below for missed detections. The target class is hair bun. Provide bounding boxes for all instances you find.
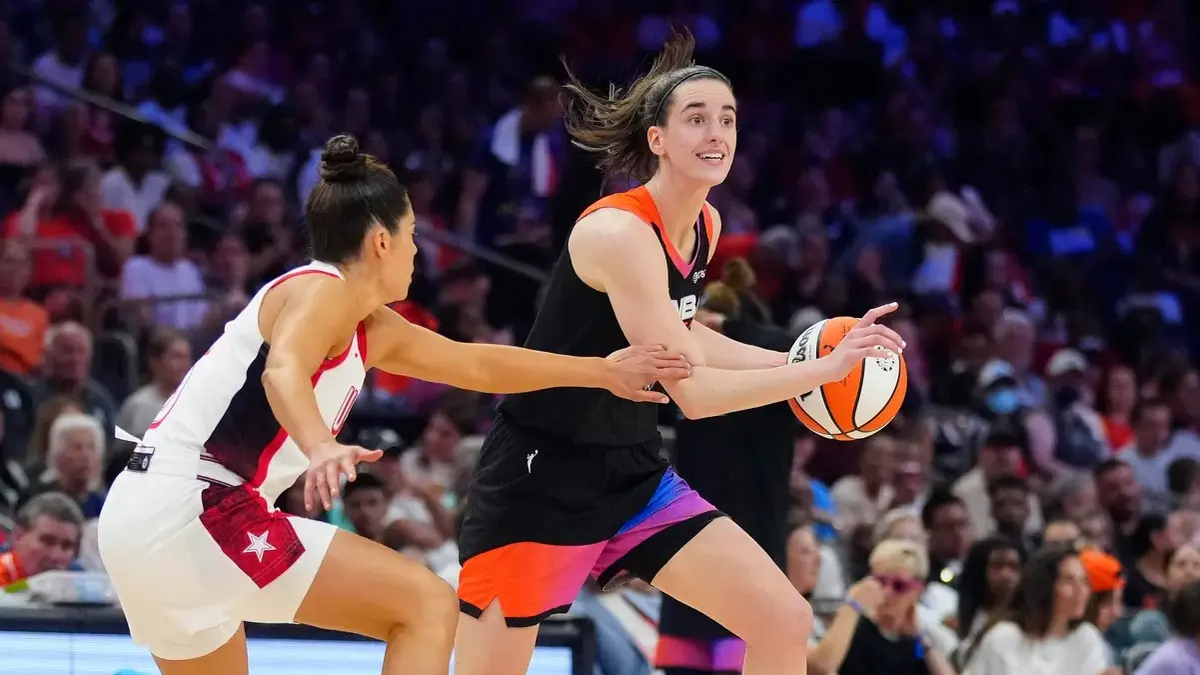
[319,134,367,181]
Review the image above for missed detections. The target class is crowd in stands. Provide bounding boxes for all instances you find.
[4,0,1200,673]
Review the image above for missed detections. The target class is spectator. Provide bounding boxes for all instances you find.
[988,475,1037,552]
[0,240,48,375]
[1095,459,1144,558]
[1131,580,1200,675]
[18,412,105,519]
[231,179,297,282]
[1046,348,1110,471]
[0,362,33,463]
[1126,543,1200,665]
[1123,514,1176,611]
[0,83,46,169]
[115,328,191,439]
[0,491,83,587]
[952,537,1026,668]
[808,538,957,675]
[1046,471,1100,523]
[992,311,1046,409]
[1168,458,1200,510]
[1120,399,1182,514]
[31,322,117,436]
[831,433,897,532]
[1079,549,1125,650]
[118,200,208,331]
[5,162,136,292]
[954,421,1044,539]
[922,491,975,588]
[31,13,90,112]
[99,122,170,234]
[1042,518,1084,547]
[341,472,389,545]
[1097,364,1138,450]
[963,546,1110,675]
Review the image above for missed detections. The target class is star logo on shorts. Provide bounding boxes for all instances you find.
[243,531,276,563]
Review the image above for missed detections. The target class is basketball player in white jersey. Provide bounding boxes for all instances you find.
[97,134,692,675]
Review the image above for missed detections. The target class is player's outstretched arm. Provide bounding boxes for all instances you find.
[570,210,904,419]
[364,308,691,403]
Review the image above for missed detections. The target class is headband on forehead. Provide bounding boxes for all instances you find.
[649,67,730,126]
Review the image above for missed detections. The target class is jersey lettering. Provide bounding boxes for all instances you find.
[672,294,698,323]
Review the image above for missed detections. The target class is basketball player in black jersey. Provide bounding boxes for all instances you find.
[455,33,904,675]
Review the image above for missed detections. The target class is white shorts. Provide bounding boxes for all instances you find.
[98,452,338,661]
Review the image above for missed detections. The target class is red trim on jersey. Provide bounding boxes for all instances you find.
[247,320,363,489]
[199,483,304,589]
[355,321,368,364]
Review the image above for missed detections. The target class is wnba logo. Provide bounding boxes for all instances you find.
[672,294,698,322]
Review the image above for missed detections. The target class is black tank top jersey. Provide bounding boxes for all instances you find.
[499,186,714,447]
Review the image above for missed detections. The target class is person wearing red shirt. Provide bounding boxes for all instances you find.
[3,162,135,293]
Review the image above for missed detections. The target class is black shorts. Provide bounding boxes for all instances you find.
[457,416,723,627]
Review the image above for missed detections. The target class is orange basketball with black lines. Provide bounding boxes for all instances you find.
[786,316,907,440]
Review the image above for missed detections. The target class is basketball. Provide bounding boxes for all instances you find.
[787,316,907,440]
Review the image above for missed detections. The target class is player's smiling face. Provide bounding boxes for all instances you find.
[652,78,737,186]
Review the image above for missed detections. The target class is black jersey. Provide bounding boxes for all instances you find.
[499,186,714,447]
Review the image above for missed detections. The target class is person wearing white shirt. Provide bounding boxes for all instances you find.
[100,128,171,234]
[831,434,897,531]
[118,201,208,331]
[962,546,1110,675]
[954,423,1044,540]
[1119,399,1182,514]
[31,16,89,111]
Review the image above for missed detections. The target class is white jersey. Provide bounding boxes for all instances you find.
[142,260,366,504]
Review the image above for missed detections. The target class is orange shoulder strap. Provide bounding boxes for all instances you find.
[576,186,661,226]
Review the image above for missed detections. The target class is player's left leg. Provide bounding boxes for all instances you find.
[649,517,811,675]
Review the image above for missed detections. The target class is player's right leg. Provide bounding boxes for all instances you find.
[292,528,458,675]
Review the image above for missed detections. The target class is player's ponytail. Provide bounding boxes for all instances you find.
[561,31,729,182]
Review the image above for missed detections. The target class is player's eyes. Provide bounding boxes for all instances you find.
[689,115,704,125]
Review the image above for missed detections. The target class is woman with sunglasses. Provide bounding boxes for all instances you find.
[962,545,1113,675]
[808,539,957,675]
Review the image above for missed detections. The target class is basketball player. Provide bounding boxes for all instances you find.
[655,259,801,675]
[455,34,904,675]
[97,135,692,675]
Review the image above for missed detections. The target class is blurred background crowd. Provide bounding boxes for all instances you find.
[3,0,1200,673]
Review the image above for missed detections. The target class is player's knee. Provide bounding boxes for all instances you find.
[747,591,812,648]
[407,576,459,637]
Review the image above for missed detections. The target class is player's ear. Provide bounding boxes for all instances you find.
[646,125,667,158]
[367,222,389,259]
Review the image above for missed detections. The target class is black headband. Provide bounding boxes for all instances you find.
[648,67,731,126]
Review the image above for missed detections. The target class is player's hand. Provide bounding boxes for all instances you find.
[304,440,384,511]
[825,303,905,381]
[604,344,691,404]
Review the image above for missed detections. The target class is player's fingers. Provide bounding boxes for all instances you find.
[303,470,316,512]
[315,471,333,511]
[651,355,692,370]
[855,302,898,329]
[340,455,357,483]
[357,448,384,463]
[849,336,901,359]
[852,324,905,352]
[326,462,342,498]
[655,365,692,382]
